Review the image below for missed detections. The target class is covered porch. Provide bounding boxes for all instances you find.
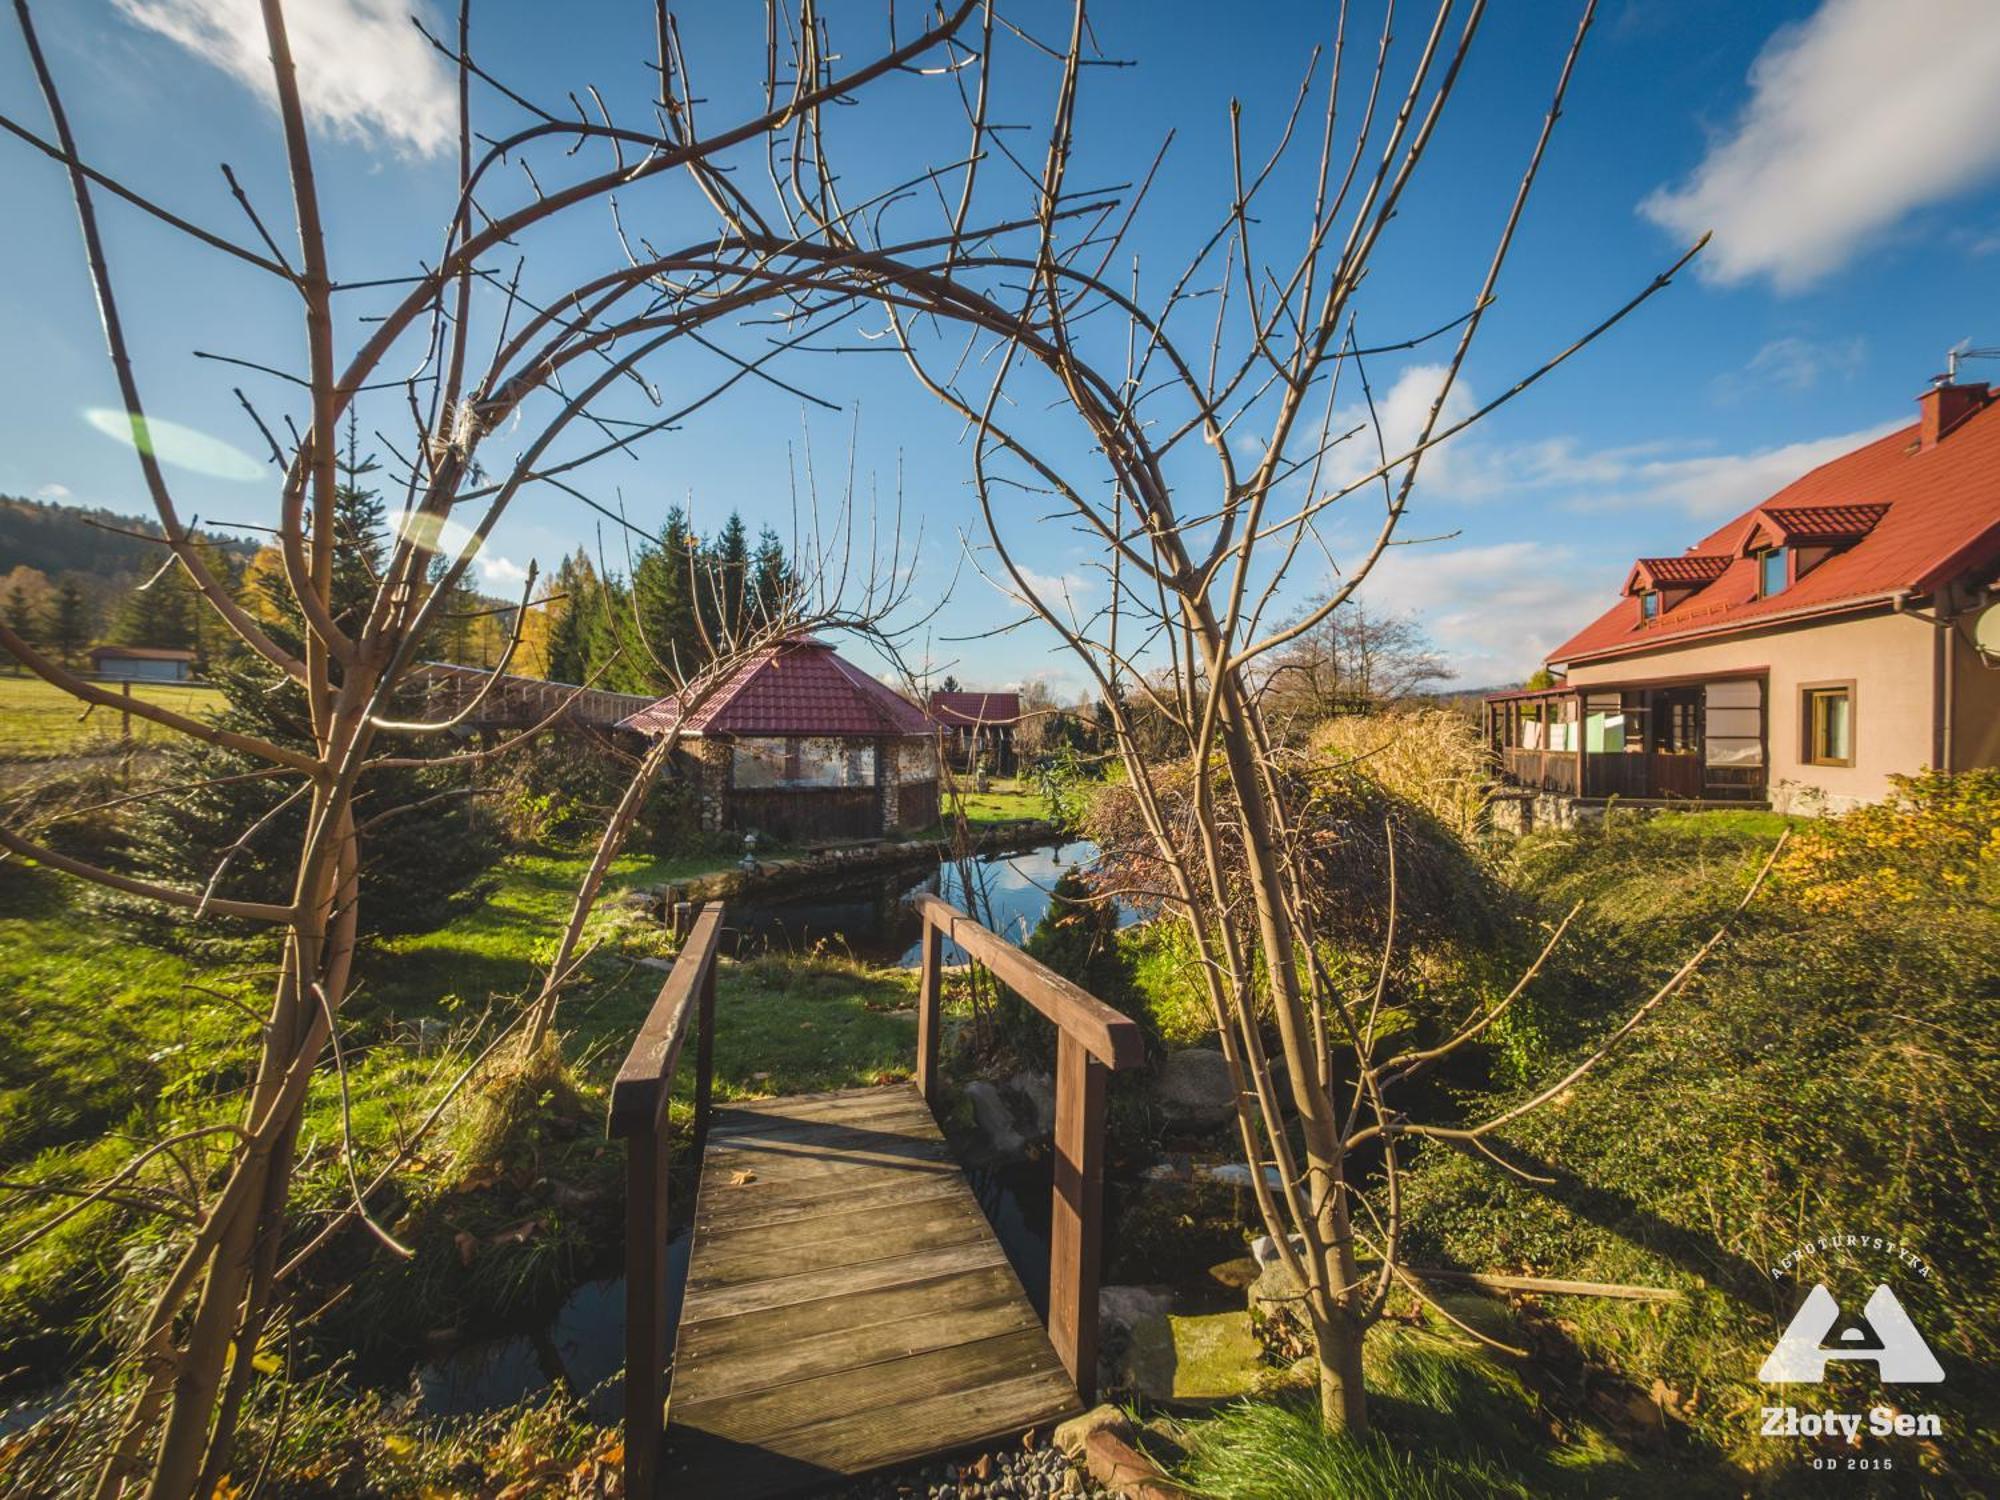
[1482,673,1767,803]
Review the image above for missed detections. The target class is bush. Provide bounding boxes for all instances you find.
[1310,709,1494,843]
[1397,786,2000,1490]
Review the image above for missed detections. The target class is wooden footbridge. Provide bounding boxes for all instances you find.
[608,896,1145,1497]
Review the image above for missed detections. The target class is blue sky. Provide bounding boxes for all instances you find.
[4,0,1999,694]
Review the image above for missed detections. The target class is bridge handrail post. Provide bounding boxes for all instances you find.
[909,892,1142,1404]
[607,900,726,1499]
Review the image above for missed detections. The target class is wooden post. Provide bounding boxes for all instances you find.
[624,1119,668,1499]
[1049,1029,1107,1401]
[915,916,944,1109]
[694,945,717,1157]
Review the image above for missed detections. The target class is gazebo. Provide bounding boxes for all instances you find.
[620,638,939,841]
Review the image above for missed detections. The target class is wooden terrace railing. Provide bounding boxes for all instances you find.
[910,892,1146,1402]
[607,901,723,1500]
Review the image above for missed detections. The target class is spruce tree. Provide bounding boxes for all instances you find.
[544,550,596,685]
[333,413,389,629]
[5,580,38,645]
[108,439,497,946]
[750,524,795,628]
[632,507,700,683]
[702,511,750,643]
[46,579,90,665]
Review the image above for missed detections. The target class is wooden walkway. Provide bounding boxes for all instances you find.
[660,1085,1077,1495]
[609,898,1144,1497]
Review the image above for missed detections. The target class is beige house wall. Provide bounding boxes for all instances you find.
[1562,607,1940,813]
[1951,619,2000,773]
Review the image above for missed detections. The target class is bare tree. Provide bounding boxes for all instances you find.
[0,4,989,1492]
[1260,598,1452,734]
[801,0,1762,1435]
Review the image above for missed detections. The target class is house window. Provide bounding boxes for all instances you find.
[1640,590,1660,620]
[1802,684,1853,767]
[1757,547,1789,598]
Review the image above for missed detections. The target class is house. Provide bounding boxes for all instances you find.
[929,690,1021,775]
[88,645,196,682]
[619,637,938,840]
[1486,374,2000,814]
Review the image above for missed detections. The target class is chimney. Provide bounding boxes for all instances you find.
[1918,380,1992,448]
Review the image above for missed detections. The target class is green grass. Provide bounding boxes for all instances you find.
[948,777,1047,825]
[0,843,920,1378]
[0,671,226,759]
[1168,1316,1727,1500]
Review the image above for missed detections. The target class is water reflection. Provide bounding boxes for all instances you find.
[734,840,1137,966]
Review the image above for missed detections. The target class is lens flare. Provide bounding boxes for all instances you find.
[83,408,265,482]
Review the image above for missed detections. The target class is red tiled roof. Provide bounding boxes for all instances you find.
[929,691,1022,727]
[1750,502,1890,542]
[618,638,931,738]
[1628,553,1731,591]
[1551,395,2000,668]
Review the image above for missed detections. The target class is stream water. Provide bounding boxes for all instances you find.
[412,840,1184,1417]
[729,837,1134,966]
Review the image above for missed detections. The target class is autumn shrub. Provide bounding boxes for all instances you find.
[1310,708,1494,843]
[1396,786,2000,1490]
[1772,766,2000,912]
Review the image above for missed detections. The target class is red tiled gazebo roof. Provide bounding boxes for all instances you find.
[619,638,931,738]
[928,690,1022,727]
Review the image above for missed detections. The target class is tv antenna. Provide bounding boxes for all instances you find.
[1943,340,2000,382]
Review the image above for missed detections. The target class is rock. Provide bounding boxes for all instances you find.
[1160,1311,1264,1400]
[1102,1287,1177,1399]
[1248,1256,1311,1359]
[964,1080,1025,1159]
[1196,1162,1283,1192]
[1007,1070,1057,1140]
[1155,1049,1236,1128]
[1207,1255,1261,1291]
[1053,1404,1131,1462]
[1250,1232,1305,1266]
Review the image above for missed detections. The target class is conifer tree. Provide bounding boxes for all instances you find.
[46,578,90,665]
[702,510,750,642]
[632,507,700,682]
[750,523,795,627]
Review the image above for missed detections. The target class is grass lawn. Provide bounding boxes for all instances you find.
[948,776,1047,825]
[0,671,226,759]
[0,842,919,1377]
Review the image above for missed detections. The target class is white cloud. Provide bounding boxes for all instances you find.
[35,483,71,502]
[1317,363,1479,498]
[1348,540,1601,686]
[476,554,529,591]
[995,566,1097,614]
[1640,0,2000,290]
[1723,335,1867,395]
[116,0,456,157]
[1320,363,1898,519]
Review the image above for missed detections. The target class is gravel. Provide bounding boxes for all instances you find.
[822,1429,1102,1498]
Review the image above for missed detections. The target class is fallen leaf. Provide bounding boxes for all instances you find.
[730,1169,758,1186]
[488,1218,541,1248]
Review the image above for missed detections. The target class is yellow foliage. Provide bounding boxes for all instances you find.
[1309,709,1493,841]
[1772,768,2000,913]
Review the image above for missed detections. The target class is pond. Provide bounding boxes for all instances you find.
[730,838,1138,966]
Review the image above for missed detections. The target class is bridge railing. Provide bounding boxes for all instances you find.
[910,892,1145,1402]
[608,900,724,1500]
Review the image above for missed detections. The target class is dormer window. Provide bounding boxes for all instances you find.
[1640,590,1661,620]
[1757,546,1789,598]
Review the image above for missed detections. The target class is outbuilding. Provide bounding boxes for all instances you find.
[87,645,197,683]
[620,637,939,841]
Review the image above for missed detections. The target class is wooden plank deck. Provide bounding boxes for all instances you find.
[660,1084,1080,1497]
